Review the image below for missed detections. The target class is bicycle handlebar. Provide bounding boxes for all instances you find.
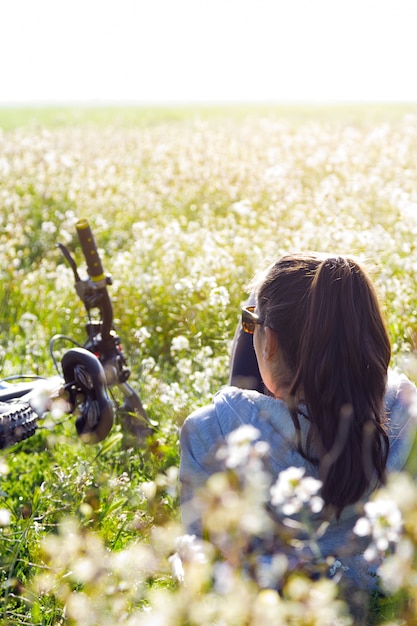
[70,218,114,341]
[75,218,105,283]
[72,219,153,430]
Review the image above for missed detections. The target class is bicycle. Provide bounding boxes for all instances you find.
[0,218,155,450]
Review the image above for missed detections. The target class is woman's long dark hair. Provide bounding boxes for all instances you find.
[257,254,391,516]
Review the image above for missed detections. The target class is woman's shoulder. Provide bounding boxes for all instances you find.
[181,385,298,447]
[182,386,262,435]
[179,387,259,472]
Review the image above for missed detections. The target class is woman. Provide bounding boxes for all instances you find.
[179,254,417,589]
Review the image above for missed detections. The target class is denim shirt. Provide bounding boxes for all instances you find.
[179,370,417,589]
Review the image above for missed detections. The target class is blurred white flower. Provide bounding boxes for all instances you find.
[175,534,207,562]
[0,157,10,176]
[0,459,9,476]
[171,335,190,352]
[133,326,151,344]
[158,381,190,410]
[190,369,212,395]
[378,537,415,594]
[217,424,263,469]
[27,376,66,417]
[213,561,235,594]
[265,164,287,181]
[208,286,230,308]
[169,551,185,583]
[18,312,38,333]
[0,508,11,526]
[41,220,57,234]
[229,200,253,216]
[255,554,288,589]
[270,466,324,516]
[140,356,157,374]
[169,534,208,583]
[197,345,213,360]
[354,498,403,560]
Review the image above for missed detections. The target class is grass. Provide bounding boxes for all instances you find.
[2,101,417,130]
[1,103,417,624]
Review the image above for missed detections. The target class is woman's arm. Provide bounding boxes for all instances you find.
[229,291,263,391]
[386,372,417,475]
[179,406,224,535]
[229,321,264,392]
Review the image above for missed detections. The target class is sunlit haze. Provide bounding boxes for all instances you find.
[1,0,417,104]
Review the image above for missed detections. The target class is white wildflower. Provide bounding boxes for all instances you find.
[256,554,288,589]
[208,286,230,307]
[41,221,57,234]
[213,561,235,594]
[265,164,287,181]
[169,551,185,583]
[197,345,213,360]
[140,357,157,374]
[0,459,9,476]
[169,534,208,583]
[0,508,11,526]
[158,381,190,410]
[354,498,403,560]
[378,537,415,594]
[18,312,37,333]
[270,466,324,516]
[229,200,253,216]
[134,326,151,343]
[174,534,207,563]
[176,357,193,375]
[171,335,190,352]
[217,425,263,469]
[190,370,212,395]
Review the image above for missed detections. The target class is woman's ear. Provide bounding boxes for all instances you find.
[263,327,279,361]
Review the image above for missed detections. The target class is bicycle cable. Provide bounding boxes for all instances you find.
[49,334,83,375]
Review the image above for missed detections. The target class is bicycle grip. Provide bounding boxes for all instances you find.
[75,219,105,282]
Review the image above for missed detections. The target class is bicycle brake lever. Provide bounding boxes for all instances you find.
[57,243,81,282]
[57,242,108,315]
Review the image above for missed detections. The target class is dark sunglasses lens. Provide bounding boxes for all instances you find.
[241,309,255,334]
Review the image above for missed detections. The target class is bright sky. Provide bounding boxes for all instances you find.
[1,0,417,104]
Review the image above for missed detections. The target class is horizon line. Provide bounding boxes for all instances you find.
[1,98,417,108]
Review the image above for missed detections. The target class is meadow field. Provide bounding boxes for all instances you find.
[2,103,417,624]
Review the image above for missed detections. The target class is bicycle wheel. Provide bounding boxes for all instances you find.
[0,402,39,449]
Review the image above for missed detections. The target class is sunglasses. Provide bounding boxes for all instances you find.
[241,306,264,334]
